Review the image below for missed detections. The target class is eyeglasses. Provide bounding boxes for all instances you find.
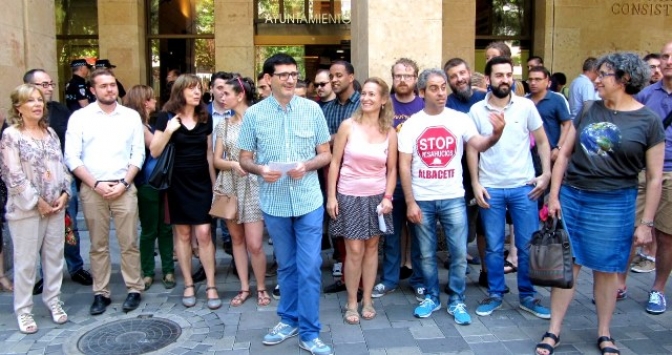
[315,81,329,88]
[273,72,299,81]
[393,74,415,81]
[33,82,56,88]
[597,71,616,79]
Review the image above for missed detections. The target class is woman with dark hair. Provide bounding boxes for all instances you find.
[1,84,71,333]
[124,85,175,291]
[150,74,220,309]
[213,76,269,307]
[535,52,665,355]
[327,77,397,324]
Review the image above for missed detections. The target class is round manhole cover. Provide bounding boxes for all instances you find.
[77,317,182,355]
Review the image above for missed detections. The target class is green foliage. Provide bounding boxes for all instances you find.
[255,46,306,79]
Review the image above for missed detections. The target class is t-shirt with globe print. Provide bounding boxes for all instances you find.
[398,108,478,201]
[392,95,424,131]
[565,100,665,191]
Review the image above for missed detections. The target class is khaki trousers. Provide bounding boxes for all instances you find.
[80,184,143,296]
[8,211,65,315]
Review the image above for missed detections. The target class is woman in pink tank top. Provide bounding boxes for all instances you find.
[326,78,397,325]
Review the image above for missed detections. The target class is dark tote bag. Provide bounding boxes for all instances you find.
[528,217,574,289]
[147,143,175,190]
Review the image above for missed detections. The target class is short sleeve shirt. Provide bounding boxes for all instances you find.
[526,91,571,148]
[468,93,544,188]
[392,95,424,130]
[565,101,665,191]
[237,95,330,217]
[65,75,95,112]
[635,81,672,171]
[398,109,477,201]
[322,91,360,135]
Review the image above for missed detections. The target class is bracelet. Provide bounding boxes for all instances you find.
[383,194,393,201]
[640,220,654,228]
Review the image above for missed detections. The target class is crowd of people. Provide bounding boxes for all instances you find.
[0,39,671,355]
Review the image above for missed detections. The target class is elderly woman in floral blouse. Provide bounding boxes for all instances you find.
[1,84,71,334]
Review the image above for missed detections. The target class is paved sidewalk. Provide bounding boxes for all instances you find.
[1,227,671,355]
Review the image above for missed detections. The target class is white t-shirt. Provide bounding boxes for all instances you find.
[468,93,544,188]
[398,109,478,201]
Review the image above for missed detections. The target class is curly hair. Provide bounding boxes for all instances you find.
[351,77,394,134]
[596,52,650,95]
[8,84,48,129]
[162,74,209,123]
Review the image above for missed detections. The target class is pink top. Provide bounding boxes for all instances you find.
[337,122,389,196]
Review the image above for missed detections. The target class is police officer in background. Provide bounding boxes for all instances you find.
[95,59,126,98]
[65,59,95,112]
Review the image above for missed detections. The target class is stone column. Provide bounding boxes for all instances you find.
[97,0,146,90]
[442,0,476,69]
[0,0,58,103]
[215,0,255,77]
[352,0,443,82]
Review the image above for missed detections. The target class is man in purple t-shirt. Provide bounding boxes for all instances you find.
[372,58,426,301]
[630,40,672,315]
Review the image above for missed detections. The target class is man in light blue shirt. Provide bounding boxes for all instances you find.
[568,57,600,119]
[238,53,333,355]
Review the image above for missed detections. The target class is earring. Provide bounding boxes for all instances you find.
[381,104,385,109]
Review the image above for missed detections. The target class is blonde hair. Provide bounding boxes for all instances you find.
[352,77,394,134]
[8,84,48,129]
[123,85,155,124]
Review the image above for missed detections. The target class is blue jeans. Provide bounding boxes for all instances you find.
[479,185,538,299]
[64,180,84,275]
[380,185,408,289]
[263,207,323,342]
[414,198,468,304]
[211,218,231,244]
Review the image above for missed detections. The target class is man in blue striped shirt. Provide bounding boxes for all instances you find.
[238,53,333,355]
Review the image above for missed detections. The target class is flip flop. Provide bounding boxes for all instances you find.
[504,260,518,274]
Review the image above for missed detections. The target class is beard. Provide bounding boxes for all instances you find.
[490,84,511,99]
[450,82,472,101]
[97,96,118,105]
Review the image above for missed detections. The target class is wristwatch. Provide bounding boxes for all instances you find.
[119,179,131,191]
[640,220,655,227]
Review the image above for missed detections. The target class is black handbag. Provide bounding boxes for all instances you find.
[528,217,574,289]
[147,142,175,190]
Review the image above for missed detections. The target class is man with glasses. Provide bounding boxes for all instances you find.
[525,66,571,164]
[22,69,93,294]
[372,58,426,300]
[631,41,672,314]
[65,59,95,112]
[314,69,335,107]
[644,53,663,86]
[257,72,272,100]
[238,53,333,355]
[322,60,360,294]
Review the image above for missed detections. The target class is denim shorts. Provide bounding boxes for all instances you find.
[560,185,637,273]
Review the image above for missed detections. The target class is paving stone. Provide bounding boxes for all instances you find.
[363,328,416,349]
[330,323,364,344]
[417,336,471,354]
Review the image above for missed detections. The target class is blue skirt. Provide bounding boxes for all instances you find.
[560,185,636,273]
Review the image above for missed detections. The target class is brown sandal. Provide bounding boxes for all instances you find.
[257,289,271,307]
[230,290,250,307]
[362,303,377,320]
[0,275,13,292]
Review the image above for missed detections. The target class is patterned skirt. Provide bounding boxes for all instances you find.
[329,192,394,240]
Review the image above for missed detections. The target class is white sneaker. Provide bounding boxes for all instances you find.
[332,262,343,277]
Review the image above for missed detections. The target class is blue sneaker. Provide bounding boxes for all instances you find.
[475,297,502,316]
[299,337,334,355]
[646,290,667,315]
[447,301,472,325]
[262,322,298,345]
[520,297,551,319]
[414,297,440,318]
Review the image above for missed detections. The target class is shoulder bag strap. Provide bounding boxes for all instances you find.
[224,119,238,193]
[662,110,672,130]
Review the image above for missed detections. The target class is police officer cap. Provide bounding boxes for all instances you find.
[95,59,116,69]
[70,59,91,68]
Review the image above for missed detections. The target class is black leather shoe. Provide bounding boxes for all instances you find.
[33,279,43,295]
[122,293,142,312]
[192,266,206,283]
[71,269,93,286]
[90,295,111,315]
[223,240,233,255]
[323,280,346,294]
[476,271,510,294]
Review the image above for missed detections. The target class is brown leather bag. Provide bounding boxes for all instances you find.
[209,191,237,220]
[528,217,574,289]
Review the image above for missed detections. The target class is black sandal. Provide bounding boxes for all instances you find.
[597,336,620,355]
[535,332,560,355]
